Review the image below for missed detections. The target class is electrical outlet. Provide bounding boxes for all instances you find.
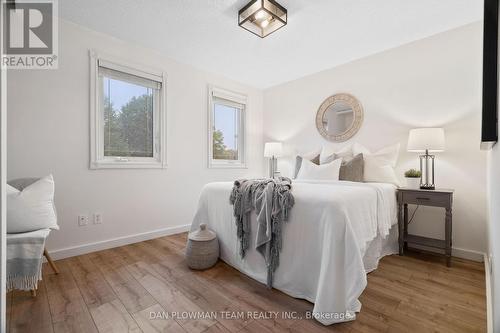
[78,215,89,226]
[93,213,102,224]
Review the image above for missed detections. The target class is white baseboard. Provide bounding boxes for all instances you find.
[409,244,485,262]
[49,226,486,263]
[452,247,485,262]
[48,224,191,260]
[485,253,493,333]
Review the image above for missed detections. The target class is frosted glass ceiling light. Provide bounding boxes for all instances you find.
[255,10,266,20]
[238,0,287,38]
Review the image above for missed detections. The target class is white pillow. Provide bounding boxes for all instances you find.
[7,175,59,233]
[363,156,401,186]
[320,145,353,164]
[352,143,401,186]
[353,143,400,167]
[300,148,321,161]
[293,149,321,178]
[296,158,342,181]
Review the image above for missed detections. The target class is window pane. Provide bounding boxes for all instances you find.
[213,102,239,160]
[102,76,154,158]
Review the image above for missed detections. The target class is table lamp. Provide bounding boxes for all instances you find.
[407,128,445,190]
[264,142,283,178]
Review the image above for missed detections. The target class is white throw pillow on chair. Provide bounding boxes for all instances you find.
[7,175,59,233]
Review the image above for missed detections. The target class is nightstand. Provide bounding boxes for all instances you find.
[397,188,454,267]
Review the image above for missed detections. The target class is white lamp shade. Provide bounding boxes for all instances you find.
[264,142,283,157]
[407,128,445,152]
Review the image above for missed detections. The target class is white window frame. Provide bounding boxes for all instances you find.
[208,85,247,168]
[89,49,167,169]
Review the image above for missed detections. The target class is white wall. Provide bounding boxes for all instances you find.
[264,22,487,257]
[7,19,488,261]
[7,20,264,255]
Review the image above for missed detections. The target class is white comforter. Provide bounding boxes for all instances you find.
[190,179,398,325]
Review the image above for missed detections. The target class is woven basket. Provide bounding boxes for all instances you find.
[185,224,219,270]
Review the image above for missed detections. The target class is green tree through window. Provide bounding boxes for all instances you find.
[104,93,154,158]
[213,129,237,160]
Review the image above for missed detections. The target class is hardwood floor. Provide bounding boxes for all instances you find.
[7,233,487,332]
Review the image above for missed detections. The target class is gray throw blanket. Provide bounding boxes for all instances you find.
[229,177,294,288]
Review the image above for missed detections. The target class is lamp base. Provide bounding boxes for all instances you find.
[419,151,436,191]
[268,157,277,179]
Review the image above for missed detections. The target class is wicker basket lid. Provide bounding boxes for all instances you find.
[188,223,216,241]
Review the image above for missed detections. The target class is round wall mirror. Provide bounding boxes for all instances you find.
[315,93,364,142]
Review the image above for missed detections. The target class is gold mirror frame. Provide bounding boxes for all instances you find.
[315,93,364,142]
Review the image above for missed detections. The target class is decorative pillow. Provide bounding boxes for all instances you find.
[352,143,401,185]
[7,175,59,233]
[352,143,400,167]
[339,153,364,182]
[320,145,353,164]
[296,158,342,181]
[363,156,401,186]
[294,151,320,178]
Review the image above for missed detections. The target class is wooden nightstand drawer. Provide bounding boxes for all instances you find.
[401,191,451,208]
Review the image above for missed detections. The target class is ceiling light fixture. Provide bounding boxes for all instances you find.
[255,9,266,20]
[238,0,287,38]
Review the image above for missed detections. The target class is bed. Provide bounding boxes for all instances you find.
[190,179,398,325]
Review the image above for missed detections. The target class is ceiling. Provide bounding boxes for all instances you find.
[59,0,483,89]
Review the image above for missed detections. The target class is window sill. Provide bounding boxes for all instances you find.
[90,160,167,170]
[208,162,247,169]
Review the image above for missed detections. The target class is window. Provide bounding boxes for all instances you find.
[90,50,166,169]
[208,86,247,168]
